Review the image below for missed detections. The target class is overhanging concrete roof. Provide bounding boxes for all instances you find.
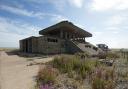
[39,21,92,37]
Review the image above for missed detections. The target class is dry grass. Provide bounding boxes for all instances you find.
[36,53,118,89]
[0,47,18,51]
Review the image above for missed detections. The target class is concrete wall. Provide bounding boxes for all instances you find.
[65,40,83,54]
[19,37,38,53]
[37,36,66,54]
[20,36,86,54]
[31,37,38,53]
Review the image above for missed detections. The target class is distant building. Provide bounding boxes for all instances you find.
[20,21,101,55]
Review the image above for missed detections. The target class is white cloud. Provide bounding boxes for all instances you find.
[86,31,127,48]
[68,0,84,8]
[91,0,128,11]
[73,23,85,29]
[50,15,68,22]
[0,17,40,35]
[103,15,127,34]
[48,0,67,11]
[0,5,34,17]
[106,27,119,30]
[0,16,69,47]
[28,0,84,9]
[103,14,128,35]
[0,17,40,47]
[0,32,26,47]
[106,15,125,26]
[0,5,67,21]
[112,31,119,34]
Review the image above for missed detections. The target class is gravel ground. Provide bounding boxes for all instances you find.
[0,51,53,89]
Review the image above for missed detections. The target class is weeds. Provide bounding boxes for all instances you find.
[92,67,116,89]
[92,77,105,89]
[106,52,120,60]
[36,66,58,86]
[36,54,117,89]
[50,55,99,80]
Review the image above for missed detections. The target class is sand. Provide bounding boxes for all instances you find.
[0,51,53,89]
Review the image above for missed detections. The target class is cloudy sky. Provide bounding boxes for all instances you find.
[0,0,128,48]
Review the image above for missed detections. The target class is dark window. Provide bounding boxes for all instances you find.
[47,38,58,43]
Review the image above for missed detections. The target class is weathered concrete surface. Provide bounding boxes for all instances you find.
[0,51,53,89]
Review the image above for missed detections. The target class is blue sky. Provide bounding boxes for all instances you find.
[0,0,128,48]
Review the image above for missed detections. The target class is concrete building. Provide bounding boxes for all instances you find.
[20,21,101,55]
[97,44,109,52]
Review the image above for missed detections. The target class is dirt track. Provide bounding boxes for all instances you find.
[0,51,53,89]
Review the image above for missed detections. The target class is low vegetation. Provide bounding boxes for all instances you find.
[106,52,120,60]
[98,51,120,60]
[36,66,59,89]
[36,53,117,89]
[50,55,98,79]
[92,67,116,89]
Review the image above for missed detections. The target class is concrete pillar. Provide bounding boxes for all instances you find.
[73,34,75,40]
[68,33,71,39]
[60,30,63,39]
[26,39,28,53]
[28,39,30,53]
[20,40,23,52]
[24,40,26,52]
[23,40,25,52]
[65,32,68,39]
[84,38,85,41]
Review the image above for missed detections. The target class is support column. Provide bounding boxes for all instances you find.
[27,39,29,53]
[73,34,75,40]
[76,34,78,41]
[27,39,30,53]
[68,33,71,39]
[25,40,27,52]
[60,30,63,39]
[84,37,85,41]
[65,32,68,39]
[23,41,25,52]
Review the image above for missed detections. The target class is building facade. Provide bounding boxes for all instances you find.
[20,21,100,55]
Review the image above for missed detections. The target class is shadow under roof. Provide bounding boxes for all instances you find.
[39,21,92,37]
